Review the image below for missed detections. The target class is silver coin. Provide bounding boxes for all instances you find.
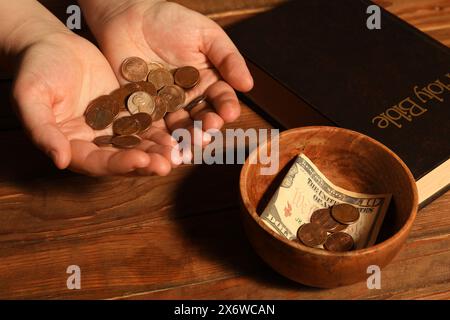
[184,95,207,112]
[127,91,155,115]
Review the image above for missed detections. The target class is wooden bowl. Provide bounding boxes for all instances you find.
[240,126,418,288]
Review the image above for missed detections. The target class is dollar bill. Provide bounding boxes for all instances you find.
[261,153,392,249]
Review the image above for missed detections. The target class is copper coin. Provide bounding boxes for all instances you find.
[111,83,141,110]
[158,85,186,112]
[131,112,152,133]
[85,95,108,114]
[113,116,140,136]
[324,232,355,252]
[151,96,168,121]
[174,66,200,89]
[122,82,142,96]
[184,95,207,112]
[147,68,174,90]
[147,61,165,72]
[331,204,360,225]
[85,106,114,130]
[121,57,149,82]
[110,87,131,110]
[93,135,114,147]
[135,81,157,96]
[310,208,346,233]
[112,135,141,149]
[86,95,120,117]
[296,223,327,248]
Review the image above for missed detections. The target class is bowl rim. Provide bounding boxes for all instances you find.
[240,126,419,257]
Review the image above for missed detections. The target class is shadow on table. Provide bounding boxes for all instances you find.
[171,161,320,294]
[0,130,319,293]
[0,131,117,222]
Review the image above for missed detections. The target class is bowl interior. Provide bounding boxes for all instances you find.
[242,126,418,247]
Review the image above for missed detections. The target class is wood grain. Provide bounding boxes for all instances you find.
[123,234,450,300]
[0,0,448,299]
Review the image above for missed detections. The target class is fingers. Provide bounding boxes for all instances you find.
[140,126,179,149]
[202,26,254,92]
[185,80,240,130]
[138,140,192,169]
[164,109,212,147]
[135,153,172,176]
[69,140,150,176]
[137,134,182,167]
[69,131,183,176]
[165,79,240,142]
[32,122,72,169]
[190,104,224,132]
[203,80,241,124]
[13,89,72,169]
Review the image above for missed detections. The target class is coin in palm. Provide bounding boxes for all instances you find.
[127,91,155,115]
[112,135,142,149]
[158,85,186,112]
[147,68,174,90]
[174,66,200,89]
[121,57,149,82]
[113,116,140,136]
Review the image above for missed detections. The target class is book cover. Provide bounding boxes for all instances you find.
[227,0,450,206]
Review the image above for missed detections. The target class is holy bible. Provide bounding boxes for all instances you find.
[227,0,450,207]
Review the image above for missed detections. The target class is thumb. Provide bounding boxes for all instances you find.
[29,119,72,170]
[15,99,71,170]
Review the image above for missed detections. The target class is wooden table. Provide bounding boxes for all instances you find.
[0,0,448,300]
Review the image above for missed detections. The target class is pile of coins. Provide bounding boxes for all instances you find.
[84,57,205,149]
[296,204,360,252]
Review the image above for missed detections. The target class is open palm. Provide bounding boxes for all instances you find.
[89,1,253,142]
[13,32,177,176]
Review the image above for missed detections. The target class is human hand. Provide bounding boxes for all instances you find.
[79,0,254,144]
[12,30,179,176]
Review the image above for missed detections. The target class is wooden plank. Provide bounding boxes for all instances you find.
[0,206,256,299]
[0,185,447,299]
[0,132,447,300]
[0,0,448,300]
[119,192,450,299]
[408,188,450,239]
[0,147,447,242]
[121,235,450,300]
